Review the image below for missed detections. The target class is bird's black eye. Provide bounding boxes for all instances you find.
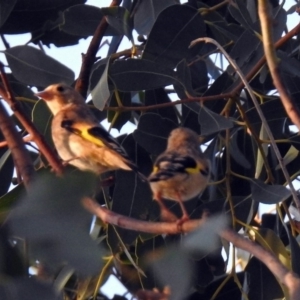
[56,85,65,92]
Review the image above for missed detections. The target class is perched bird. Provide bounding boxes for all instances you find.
[35,83,145,179]
[148,127,210,222]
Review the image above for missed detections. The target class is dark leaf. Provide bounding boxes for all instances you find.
[32,100,53,147]
[134,0,177,35]
[0,150,14,197]
[229,130,251,169]
[144,88,178,124]
[198,105,234,135]
[251,179,291,204]
[61,4,119,37]
[61,4,104,36]
[0,0,85,34]
[285,226,300,276]
[5,45,74,86]
[174,59,195,99]
[228,0,255,31]
[109,59,180,92]
[108,134,153,250]
[107,92,131,131]
[143,5,206,69]
[102,7,133,40]
[133,113,177,155]
[0,184,24,222]
[245,257,284,299]
[0,0,17,28]
[0,278,62,300]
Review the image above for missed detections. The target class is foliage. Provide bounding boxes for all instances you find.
[0,0,300,299]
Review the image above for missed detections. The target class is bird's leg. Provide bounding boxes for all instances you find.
[155,192,178,222]
[176,192,190,227]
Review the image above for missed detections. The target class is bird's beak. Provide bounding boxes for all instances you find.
[34,90,52,101]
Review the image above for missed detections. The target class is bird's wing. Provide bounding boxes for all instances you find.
[61,120,128,156]
[61,120,147,180]
[149,152,209,182]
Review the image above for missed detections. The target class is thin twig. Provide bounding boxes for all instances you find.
[189,37,300,211]
[0,64,64,175]
[258,0,300,131]
[105,93,232,112]
[75,0,122,97]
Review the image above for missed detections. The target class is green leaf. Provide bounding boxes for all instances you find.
[250,179,291,204]
[198,105,234,135]
[5,45,74,86]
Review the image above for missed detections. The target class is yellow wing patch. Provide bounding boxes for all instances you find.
[67,122,105,147]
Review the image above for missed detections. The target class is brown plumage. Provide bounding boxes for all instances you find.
[148,127,210,222]
[35,83,145,179]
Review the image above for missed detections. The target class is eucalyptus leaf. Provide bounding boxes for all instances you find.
[251,179,291,204]
[5,45,74,86]
[91,58,111,110]
[198,105,234,135]
[0,0,17,28]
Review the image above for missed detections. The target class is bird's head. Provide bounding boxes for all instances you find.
[167,127,200,150]
[35,83,85,115]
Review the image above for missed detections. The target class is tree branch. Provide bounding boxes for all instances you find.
[0,63,64,175]
[75,0,122,98]
[104,92,232,112]
[83,197,300,299]
[258,0,300,131]
[0,101,34,188]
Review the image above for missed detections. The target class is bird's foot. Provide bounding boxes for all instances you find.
[176,214,190,232]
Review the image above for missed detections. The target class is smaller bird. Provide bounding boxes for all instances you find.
[148,127,210,223]
[35,83,145,179]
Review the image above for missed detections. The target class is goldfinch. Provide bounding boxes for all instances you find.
[148,127,210,222]
[35,83,145,179]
